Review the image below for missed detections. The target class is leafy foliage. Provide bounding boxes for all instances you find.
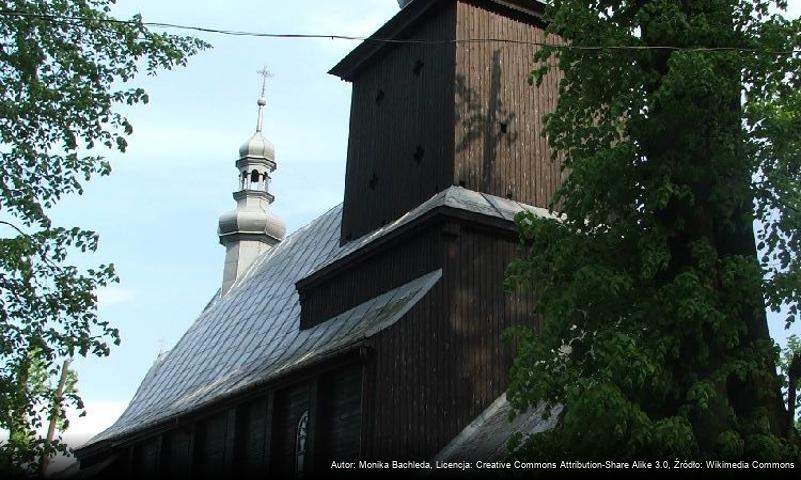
[506,0,800,460]
[778,335,801,428]
[0,0,208,473]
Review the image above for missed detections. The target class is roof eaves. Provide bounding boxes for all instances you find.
[328,0,547,82]
[297,188,536,290]
[328,0,445,81]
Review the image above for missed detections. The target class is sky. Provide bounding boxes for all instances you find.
[17,0,801,456]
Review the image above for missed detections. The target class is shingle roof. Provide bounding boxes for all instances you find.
[84,187,549,448]
[433,394,560,461]
[87,205,343,445]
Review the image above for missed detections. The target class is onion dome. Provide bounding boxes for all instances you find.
[239,131,275,162]
[238,97,275,161]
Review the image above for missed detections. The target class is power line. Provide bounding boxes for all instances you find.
[1,10,800,56]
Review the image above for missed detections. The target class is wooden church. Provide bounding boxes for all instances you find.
[75,0,563,477]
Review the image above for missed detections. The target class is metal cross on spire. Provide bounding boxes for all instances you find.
[255,66,272,132]
[257,66,273,98]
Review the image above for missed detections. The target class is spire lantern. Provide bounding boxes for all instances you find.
[218,68,286,296]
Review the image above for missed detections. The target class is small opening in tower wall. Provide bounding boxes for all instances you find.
[251,170,260,183]
[500,122,508,134]
[413,145,424,164]
[375,89,385,105]
[368,173,378,190]
[413,59,424,76]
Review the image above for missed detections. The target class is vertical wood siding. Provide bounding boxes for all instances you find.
[454,0,563,209]
[193,412,229,479]
[340,0,562,243]
[132,437,160,478]
[316,364,363,469]
[269,384,310,478]
[364,224,538,459]
[235,397,269,477]
[163,429,192,479]
[340,3,457,243]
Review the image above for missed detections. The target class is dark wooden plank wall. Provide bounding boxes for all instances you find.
[340,2,456,243]
[116,362,366,478]
[364,223,538,459]
[163,428,192,479]
[269,384,310,478]
[132,436,160,478]
[300,226,443,328]
[454,0,563,208]
[235,397,269,477]
[193,412,229,479]
[316,364,363,470]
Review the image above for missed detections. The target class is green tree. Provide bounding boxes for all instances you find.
[0,0,207,474]
[506,0,800,460]
[779,335,800,429]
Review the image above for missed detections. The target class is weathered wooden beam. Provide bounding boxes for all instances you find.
[263,391,274,475]
[187,424,196,478]
[223,408,238,475]
[154,435,163,475]
[126,444,135,477]
[359,347,374,459]
[306,376,320,475]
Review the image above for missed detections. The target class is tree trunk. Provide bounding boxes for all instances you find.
[39,359,71,477]
[641,0,794,451]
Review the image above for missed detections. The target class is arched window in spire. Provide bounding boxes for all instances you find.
[294,410,309,478]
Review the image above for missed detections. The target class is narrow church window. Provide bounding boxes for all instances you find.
[294,410,309,478]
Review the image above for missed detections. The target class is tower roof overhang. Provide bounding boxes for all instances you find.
[328,0,547,82]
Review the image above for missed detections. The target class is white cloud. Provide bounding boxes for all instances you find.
[50,400,128,474]
[96,286,136,308]
[60,400,128,448]
[0,399,127,475]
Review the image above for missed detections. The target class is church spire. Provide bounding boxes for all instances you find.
[255,67,270,133]
[217,69,286,297]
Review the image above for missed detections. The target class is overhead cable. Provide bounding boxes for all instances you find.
[1,10,800,56]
